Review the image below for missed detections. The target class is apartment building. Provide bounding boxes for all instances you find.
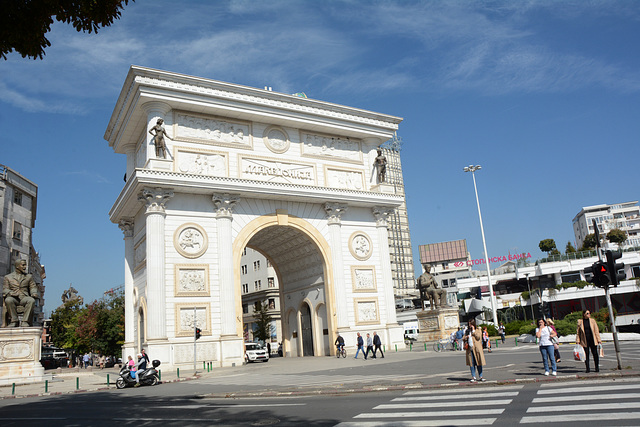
[573,201,640,250]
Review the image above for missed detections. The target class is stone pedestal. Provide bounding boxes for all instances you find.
[0,327,51,385]
[416,308,460,342]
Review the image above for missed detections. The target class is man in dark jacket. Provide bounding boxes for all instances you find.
[373,331,384,358]
[354,333,364,359]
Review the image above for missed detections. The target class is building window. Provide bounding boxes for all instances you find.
[243,248,247,256]
[242,283,249,293]
[12,221,22,241]
[241,265,247,275]
[254,280,261,291]
[268,277,275,288]
[14,191,23,206]
[266,259,272,267]
[441,279,449,288]
[242,304,248,313]
[254,260,260,271]
[268,298,275,309]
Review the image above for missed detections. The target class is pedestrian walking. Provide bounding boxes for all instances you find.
[483,327,492,353]
[373,331,384,358]
[83,353,89,369]
[498,323,506,343]
[465,319,486,382]
[546,319,561,363]
[455,327,464,351]
[536,318,557,376]
[354,332,365,359]
[365,333,375,359]
[576,310,601,373]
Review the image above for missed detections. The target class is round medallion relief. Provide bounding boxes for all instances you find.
[349,231,372,261]
[263,126,290,153]
[174,223,208,259]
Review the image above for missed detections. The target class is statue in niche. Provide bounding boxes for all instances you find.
[374,148,387,183]
[417,264,447,310]
[149,118,173,159]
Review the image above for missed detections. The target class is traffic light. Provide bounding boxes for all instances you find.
[606,250,626,287]
[584,264,595,284]
[585,261,611,288]
[195,328,201,340]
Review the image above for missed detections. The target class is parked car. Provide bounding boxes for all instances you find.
[244,342,269,363]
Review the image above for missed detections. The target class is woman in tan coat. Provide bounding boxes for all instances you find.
[465,319,486,382]
[576,310,602,373]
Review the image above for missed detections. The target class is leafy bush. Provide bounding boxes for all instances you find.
[555,281,589,290]
[520,291,530,300]
[552,319,575,336]
[519,324,536,335]
[505,320,530,335]
[479,324,497,336]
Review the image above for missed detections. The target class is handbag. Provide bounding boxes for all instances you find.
[463,341,469,351]
[550,336,559,345]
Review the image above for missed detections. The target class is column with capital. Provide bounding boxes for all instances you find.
[118,218,135,357]
[212,193,240,337]
[138,187,174,342]
[373,206,399,325]
[324,203,349,330]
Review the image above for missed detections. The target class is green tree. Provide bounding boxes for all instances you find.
[252,301,274,344]
[580,233,598,251]
[1,0,133,60]
[539,239,557,254]
[607,228,627,246]
[565,241,576,253]
[51,299,85,350]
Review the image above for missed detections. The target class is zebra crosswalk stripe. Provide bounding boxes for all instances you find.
[521,412,640,423]
[336,419,498,426]
[376,399,512,409]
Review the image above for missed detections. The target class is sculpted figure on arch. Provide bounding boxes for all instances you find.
[149,118,173,159]
[417,264,447,310]
[3,259,39,327]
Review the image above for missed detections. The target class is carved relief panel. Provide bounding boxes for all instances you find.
[174,111,252,149]
[351,266,377,292]
[173,223,208,259]
[354,298,379,325]
[175,303,210,337]
[301,132,363,164]
[263,126,290,154]
[174,264,210,297]
[349,231,372,261]
[174,148,228,177]
[325,166,365,190]
[134,238,146,272]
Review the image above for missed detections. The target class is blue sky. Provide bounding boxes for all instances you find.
[2,0,639,313]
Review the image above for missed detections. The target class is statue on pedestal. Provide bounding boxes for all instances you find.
[149,118,173,159]
[2,259,39,327]
[374,149,387,183]
[61,285,83,305]
[417,264,447,310]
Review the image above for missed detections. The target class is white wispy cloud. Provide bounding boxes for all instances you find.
[62,170,110,184]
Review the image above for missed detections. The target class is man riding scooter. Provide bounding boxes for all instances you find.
[133,353,147,387]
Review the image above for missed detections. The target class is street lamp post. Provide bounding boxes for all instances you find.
[525,273,535,321]
[463,165,498,325]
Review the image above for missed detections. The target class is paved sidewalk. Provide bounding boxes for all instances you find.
[2,337,639,400]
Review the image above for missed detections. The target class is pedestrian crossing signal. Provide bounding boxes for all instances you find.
[195,328,202,340]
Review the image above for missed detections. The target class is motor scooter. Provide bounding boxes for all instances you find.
[116,359,161,389]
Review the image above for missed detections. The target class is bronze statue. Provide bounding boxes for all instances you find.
[149,118,172,159]
[61,285,83,305]
[417,264,447,310]
[374,149,387,183]
[2,259,39,327]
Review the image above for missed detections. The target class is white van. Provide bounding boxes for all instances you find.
[403,322,419,341]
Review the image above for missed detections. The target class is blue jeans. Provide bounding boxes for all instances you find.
[539,345,557,372]
[469,352,483,378]
[354,346,364,358]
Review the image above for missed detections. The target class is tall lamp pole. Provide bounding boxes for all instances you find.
[464,165,498,325]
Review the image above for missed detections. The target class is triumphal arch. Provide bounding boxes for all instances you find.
[105,66,406,367]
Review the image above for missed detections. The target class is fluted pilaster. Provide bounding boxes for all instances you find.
[324,202,349,329]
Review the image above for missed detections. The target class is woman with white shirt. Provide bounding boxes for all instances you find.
[536,318,557,376]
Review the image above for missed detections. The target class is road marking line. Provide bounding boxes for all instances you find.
[355,408,504,418]
[376,399,511,409]
[394,392,519,401]
[540,377,640,387]
[336,419,497,426]
[403,385,523,395]
[521,412,640,423]
[527,402,640,413]
[537,383,640,394]
[532,392,640,403]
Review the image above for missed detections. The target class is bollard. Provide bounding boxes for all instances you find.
[424,343,427,351]
[203,361,206,370]
[76,377,79,390]
[395,344,397,352]
[515,337,518,346]
[107,374,110,386]
[12,383,15,395]
[177,368,180,378]
[207,362,210,373]
[383,345,386,352]
[159,369,162,381]
[45,380,48,393]
[496,339,499,348]
[410,342,412,351]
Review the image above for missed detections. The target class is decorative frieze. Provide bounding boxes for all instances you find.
[174,111,252,149]
[175,148,228,177]
[174,264,210,297]
[301,132,363,164]
[354,298,379,324]
[325,167,365,190]
[351,266,377,292]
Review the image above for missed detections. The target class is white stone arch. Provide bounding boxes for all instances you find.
[232,211,336,358]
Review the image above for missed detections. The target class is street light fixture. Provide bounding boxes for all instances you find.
[463,165,498,325]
